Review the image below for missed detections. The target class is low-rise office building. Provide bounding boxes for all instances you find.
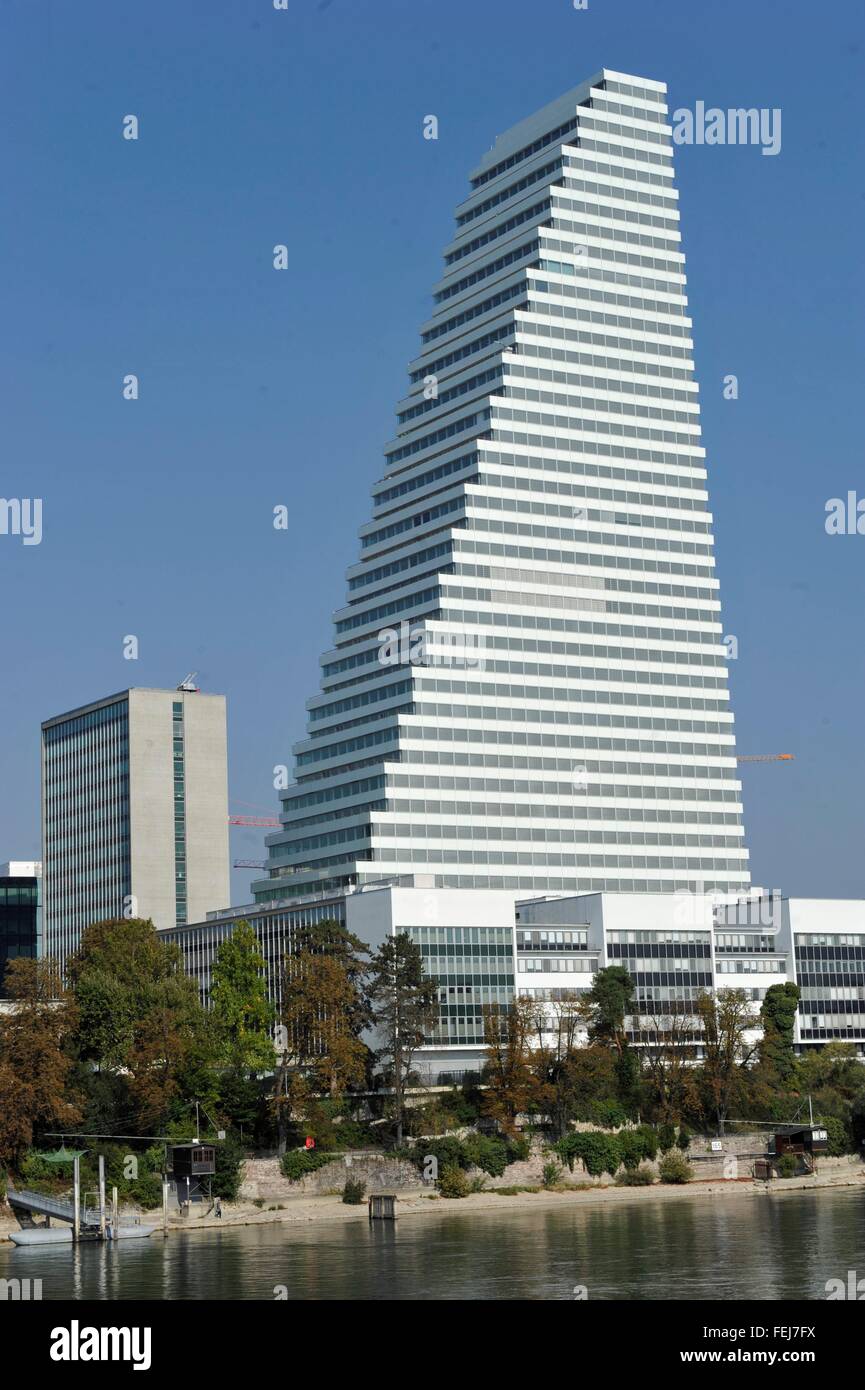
[164,881,865,1081]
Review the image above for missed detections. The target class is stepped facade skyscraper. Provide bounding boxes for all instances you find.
[254,69,750,906]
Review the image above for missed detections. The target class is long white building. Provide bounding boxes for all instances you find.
[165,884,865,1078]
[254,69,750,906]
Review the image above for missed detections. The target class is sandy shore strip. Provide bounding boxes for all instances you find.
[6,1166,861,1242]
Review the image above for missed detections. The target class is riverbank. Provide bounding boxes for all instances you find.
[7,1162,859,1243]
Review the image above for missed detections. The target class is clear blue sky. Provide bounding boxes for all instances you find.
[1,0,863,901]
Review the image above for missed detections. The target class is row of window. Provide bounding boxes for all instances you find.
[518,957,594,972]
[445,201,550,266]
[717,958,786,974]
[516,929,589,948]
[540,230,683,281]
[502,360,696,407]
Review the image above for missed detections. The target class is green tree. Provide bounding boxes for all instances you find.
[368,932,438,1145]
[210,920,275,1073]
[758,982,800,1083]
[581,966,635,1054]
[67,918,209,1127]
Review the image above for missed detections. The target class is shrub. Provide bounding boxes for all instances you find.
[617,1130,646,1170]
[342,1179,365,1205]
[419,1137,466,1173]
[776,1154,799,1179]
[127,1170,163,1209]
[587,1099,629,1129]
[17,1151,67,1192]
[334,1119,378,1150]
[443,1086,481,1127]
[505,1134,531,1163]
[634,1125,659,1162]
[463,1134,509,1178]
[820,1115,852,1157]
[542,1161,561,1188]
[438,1164,469,1198]
[212,1131,246,1202]
[280,1149,336,1182]
[615,1165,654,1186]
[676,1125,692,1152]
[556,1130,621,1178]
[657,1123,677,1153]
[658,1150,692,1184]
[467,1175,487,1193]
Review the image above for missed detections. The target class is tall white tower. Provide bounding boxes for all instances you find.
[255,70,750,905]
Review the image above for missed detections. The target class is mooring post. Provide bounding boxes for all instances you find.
[72,1155,81,1243]
[98,1155,106,1239]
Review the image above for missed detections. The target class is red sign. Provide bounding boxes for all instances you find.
[305,1137,315,1150]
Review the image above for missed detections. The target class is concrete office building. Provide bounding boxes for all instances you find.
[165,884,865,1080]
[253,69,750,907]
[0,860,41,998]
[42,687,229,966]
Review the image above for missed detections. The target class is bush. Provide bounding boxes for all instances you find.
[438,1164,469,1199]
[212,1131,246,1202]
[334,1119,378,1150]
[615,1165,654,1186]
[657,1123,677,1153]
[280,1149,336,1182]
[542,1161,561,1188]
[17,1151,68,1192]
[463,1134,509,1178]
[635,1125,659,1162]
[587,1099,629,1129]
[342,1178,365,1205]
[676,1125,691,1152]
[418,1136,466,1172]
[505,1134,531,1163]
[776,1154,799,1179]
[556,1130,621,1178]
[127,1170,163,1209]
[442,1086,481,1127]
[658,1150,692,1184]
[820,1115,852,1157]
[617,1130,647,1170]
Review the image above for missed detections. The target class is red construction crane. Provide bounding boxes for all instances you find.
[736,754,795,763]
[228,815,280,827]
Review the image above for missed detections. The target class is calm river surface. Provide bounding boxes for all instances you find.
[3,1188,863,1300]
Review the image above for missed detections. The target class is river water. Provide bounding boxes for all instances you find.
[2,1188,863,1300]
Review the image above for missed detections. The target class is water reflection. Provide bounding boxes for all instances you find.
[1,1189,862,1301]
